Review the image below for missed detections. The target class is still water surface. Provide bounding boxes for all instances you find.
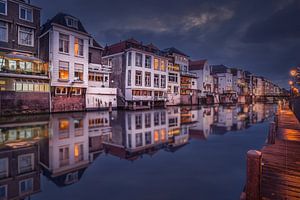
[0,104,277,200]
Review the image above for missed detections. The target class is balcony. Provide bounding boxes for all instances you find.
[180,70,197,78]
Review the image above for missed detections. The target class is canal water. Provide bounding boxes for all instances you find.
[0,103,277,200]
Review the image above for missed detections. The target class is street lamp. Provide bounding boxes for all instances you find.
[290,69,297,77]
[189,91,193,105]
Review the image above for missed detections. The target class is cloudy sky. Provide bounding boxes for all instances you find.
[33,0,300,88]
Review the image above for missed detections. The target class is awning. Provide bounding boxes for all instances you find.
[3,52,43,63]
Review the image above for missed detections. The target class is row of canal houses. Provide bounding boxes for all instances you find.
[0,0,283,115]
[0,104,276,199]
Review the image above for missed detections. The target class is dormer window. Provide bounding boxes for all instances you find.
[66,17,78,29]
[19,6,33,22]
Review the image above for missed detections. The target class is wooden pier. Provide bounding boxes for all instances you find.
[244,103,300,200]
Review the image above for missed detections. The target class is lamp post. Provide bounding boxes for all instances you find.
[289,80,294,97]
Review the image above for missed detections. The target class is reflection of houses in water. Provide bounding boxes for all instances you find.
[0,117,47,200]
[213,106,234,132]
[104,109,171,161]
[251,104,277,124]
[40,113,90,187]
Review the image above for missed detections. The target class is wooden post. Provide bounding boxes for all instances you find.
[267,122,276,144]
[246,150,262,200]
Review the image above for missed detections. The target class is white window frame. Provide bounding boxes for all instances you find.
[0,0,7,16]
[55,87,68,95]
[19,5,33,22]
[0,21,8,42]
[74,37,84,57]
[65,17,78,29]
[18,26,34,47]
[18,153,34,174]
[59,33,69,54]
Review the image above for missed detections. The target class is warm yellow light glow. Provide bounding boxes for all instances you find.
[290,69,297,77]
[289,80,294,86]
[161,129,166,141]
[154,130,159,142]
[74,144,79,157]
[59,69,69,80]
[59,120,69,131]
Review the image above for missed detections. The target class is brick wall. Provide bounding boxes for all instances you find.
[51,95,85,112]
[0,91,50,115]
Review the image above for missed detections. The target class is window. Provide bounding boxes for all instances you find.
[59,33,69,53]
[71,88,81,96]
[145,132,152,145]
[168,73,178,83]
[19,6,32,22]
[154,112,160,126]
[161,112,166,125]
[9,60,16,70]
[127,114,131,130]
[0,185,7,200]
[136,133,143,147]
[145,113,151,128]
[74,38,84,56]
[135,114,142,129]
[59,119,69,133]
[19,178,33,195]
[59,61,69,80]
[55,87,67,95]
[135,70,142,86]
[0,21,7,42]
[154,58,159,70]
[145,55,151,68]
[127,52,132,66]
[135,53,142,67]
[18,154,34,174]
[174,86,179,94]
[145,72,151,87]
[74,63,83,81]
[127,70,131,86]
[18,26,34,46]
[161,60,166,71]
[154,74,159,88]
[161,75,166,88]
[74,119,83,129]
[59,146,69,167]
[74,143,84,163]
[66,17,78,29]
[0,0,7,15]
[0,158,8,178]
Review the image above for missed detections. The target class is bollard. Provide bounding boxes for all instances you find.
[267,122,276,144]
[246,150,262,200]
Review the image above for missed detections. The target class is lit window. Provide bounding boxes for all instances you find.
[55,87,67,95]
[154,58,159,70]
[18,26,34,46]
[74,63,83,81]
[9,60,16,70]
[59,33,69,53]
[59,61,69,80]
[19,6,33,22]
[71,88,81,96]
[74,143,84,162]
[0,0,7,15]
[19,178,33,195]
[161,60,165,71]
[18,154,34,174]
[0,158,8,179]
[0,21,8,42]
[74,38,84,56]
[59,119,69,132]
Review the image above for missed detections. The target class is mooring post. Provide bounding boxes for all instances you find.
[246,150,262,200]
[267,122,276,145]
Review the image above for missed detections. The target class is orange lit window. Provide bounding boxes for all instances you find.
[59,119,69,132]
[154,130,159,142]
[74,38,84,56]
[74,143,84,162]
[154,58,159,70]
[59,61,69,80]
[161,60,165,71]
[161,129,166,141]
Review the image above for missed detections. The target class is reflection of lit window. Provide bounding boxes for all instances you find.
[154,58,159,70]
[19,178,33,195]
[161,129,166,141]
[0,158,8,179]
[160,60,165,71]
[74,143,84,163]
[154,130,159,142]
[18,154,34,174]
[59,119,69,132]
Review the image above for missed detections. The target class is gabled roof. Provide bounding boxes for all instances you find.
[163,47,189,57]
[189,59,207,71]
[90,38,103,49]
[41,13,89,35]
[211,64,228,74]
[103,38,164,57]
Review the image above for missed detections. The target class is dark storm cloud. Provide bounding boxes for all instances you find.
[32,0,300,88]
